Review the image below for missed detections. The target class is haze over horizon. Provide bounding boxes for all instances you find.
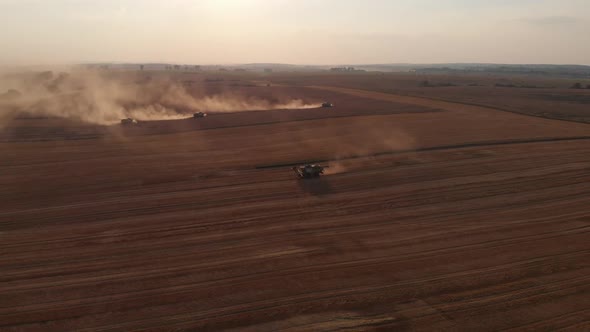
[1,0,589,66]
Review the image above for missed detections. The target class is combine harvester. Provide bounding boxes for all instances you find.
[321,102,334,108]
[193,112,207,118]
[292,164,329,178]
[120,118,138,126]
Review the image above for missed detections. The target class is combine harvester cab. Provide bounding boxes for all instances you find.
[293,164,329,178]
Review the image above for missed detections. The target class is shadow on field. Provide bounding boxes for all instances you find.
[297,177,333,196]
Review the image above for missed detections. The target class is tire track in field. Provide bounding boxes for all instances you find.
[2,222,588,325]
[3,248,588,330]
[2,200,588,294]
[67,270,590,332]
[2,160,588,282]
[2,163,589,277]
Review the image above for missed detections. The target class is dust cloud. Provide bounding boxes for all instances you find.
[323,161,348,175]
[0,69,321,125]
[323,124,416,175]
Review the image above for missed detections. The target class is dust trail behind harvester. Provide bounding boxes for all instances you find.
[0,70,321,125]
[323,123,417,175]
[323,161,349,175]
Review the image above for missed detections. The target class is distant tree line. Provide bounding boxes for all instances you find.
[330,67,365,72]
[162,65,201,71]
[494,83,546,89]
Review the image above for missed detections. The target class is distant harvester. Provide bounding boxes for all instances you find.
[321,102,334,108]
[193,112,207,118]
[120,118,138,126]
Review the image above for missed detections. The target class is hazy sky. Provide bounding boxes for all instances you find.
[1,0,589,65]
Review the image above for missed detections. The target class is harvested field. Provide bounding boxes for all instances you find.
[1,76,590,331]
[270,72,590,123]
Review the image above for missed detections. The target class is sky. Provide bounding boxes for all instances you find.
[1,0,589,66]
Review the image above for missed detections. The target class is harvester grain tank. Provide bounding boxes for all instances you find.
[292,164,329,178]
